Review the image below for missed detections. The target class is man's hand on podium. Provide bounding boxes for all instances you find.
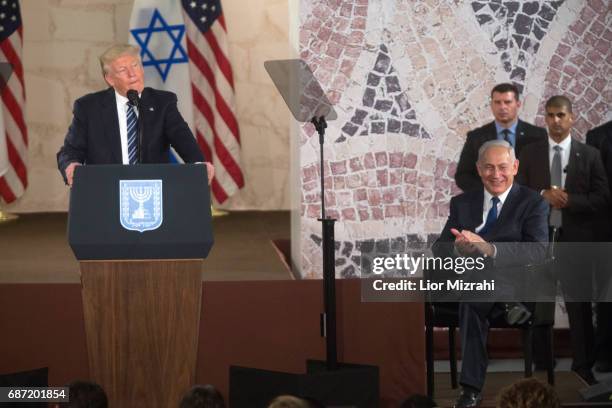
[204,162,214,185]
[66,162,82,187]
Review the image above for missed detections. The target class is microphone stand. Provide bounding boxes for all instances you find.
[137,99,143,164]
[127,90,143,164]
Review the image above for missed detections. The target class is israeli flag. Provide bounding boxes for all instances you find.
[129,0,193,163]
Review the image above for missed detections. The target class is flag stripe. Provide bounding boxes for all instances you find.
[185,24,238,137]
[1,29,25,92]
[205,26,234,89]
[195,129,229,203]
[190,82,243,186]
[6,133,26,185]
[182,1,244,203]
[0,174,16,203]
[0,1,27,203]
[188,58,241,167]
[188,49,243,191]
[193,107,242,194]
[2,85,27,144]
[185,36,240,143]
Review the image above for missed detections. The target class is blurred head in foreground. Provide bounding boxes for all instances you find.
[267,395,312,408]
[56,380,108,408]
[497,378,560,408]
[180,384,225,408]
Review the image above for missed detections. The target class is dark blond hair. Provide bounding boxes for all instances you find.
[99,44,141,75]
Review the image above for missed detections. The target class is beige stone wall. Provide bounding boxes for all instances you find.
[5,0,291,213]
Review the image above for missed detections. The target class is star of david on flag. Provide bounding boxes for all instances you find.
[129,0,244,204]
[130,9,188,82]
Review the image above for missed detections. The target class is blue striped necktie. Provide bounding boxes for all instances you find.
[126,101,138,164]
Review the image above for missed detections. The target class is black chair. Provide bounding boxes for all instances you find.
[424,242,556,398]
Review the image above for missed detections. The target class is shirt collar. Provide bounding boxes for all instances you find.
[548,134,572,150]
[495,119,518,136]
[115,90,142,107]
[115,90,129,106]
[484,183,512,207]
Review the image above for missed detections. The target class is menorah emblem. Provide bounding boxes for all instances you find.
[119,179,163,233]
[129,186,153,219]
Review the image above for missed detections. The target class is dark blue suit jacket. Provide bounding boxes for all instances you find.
[433,183,549,268]
[57,87,205,182]
[454,120,547,192]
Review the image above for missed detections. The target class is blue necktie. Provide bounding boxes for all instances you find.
[126,101,138,164]
[502,128,512,146]
[479,196,500,235]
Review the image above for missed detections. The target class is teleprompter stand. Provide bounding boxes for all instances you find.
[228,60,379,408]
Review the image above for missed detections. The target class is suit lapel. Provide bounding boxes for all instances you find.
[565,140,581,191]
[515,120,526,147]
[139,88,153,163]
[101,88,121,163]
[529,140,551,188]
[484,122,497,142]
[468,190,484,231]
[492,183,519,233]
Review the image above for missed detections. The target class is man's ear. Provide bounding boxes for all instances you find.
[103,73,113,88]
[513,158,520,175]
[476,162,484,178]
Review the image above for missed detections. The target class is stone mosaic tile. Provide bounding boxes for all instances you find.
[299,0,368,145]
[301,152,454,224]
[308,232,440,278]
[471,0,565,91]
[335,44,430,143]
[535,0,611,140]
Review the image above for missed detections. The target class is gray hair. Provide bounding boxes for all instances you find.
[99,44,141,76]
[477,139,516,164]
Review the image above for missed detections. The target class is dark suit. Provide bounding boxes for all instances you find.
[586,120,612,367]
[455,120,546,192]
[517,138,609,374]
[57,87,204,182]
[433,184,549,390]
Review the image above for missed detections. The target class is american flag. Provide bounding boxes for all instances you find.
[181,0,244,203]
[0,0,26,204]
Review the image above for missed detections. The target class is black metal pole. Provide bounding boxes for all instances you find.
[311,116,337,370]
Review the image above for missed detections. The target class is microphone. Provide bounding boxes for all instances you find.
[126,89,143,163]
[126,89,139,107]
[563,165,568,173]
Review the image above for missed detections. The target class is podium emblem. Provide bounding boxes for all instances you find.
[119,179,163,232]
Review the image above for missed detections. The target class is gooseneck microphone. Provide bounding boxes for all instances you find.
[126,90,143,163]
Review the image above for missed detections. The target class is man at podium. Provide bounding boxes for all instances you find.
[56,44,213,186]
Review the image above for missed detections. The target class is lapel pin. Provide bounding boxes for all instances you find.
[149,107,154,111]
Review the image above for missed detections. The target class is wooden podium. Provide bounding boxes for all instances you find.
[68,164,213,408]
